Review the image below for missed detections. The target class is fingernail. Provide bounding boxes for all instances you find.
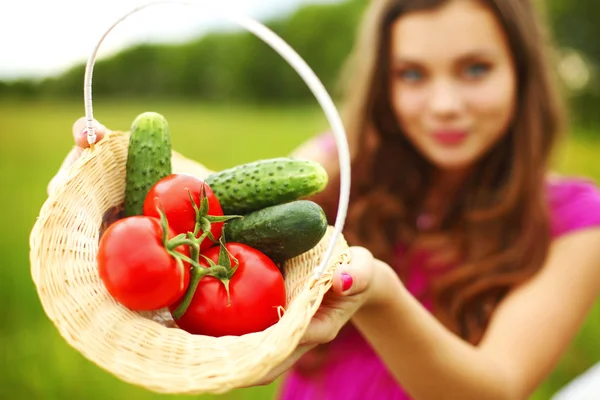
[80,128,88,136]
[341,272,353,292]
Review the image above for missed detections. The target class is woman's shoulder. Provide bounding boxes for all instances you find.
[546,173,600,238]
[289,131,337,159]
[288,131,340,179]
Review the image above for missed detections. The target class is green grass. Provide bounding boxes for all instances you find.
[2,98,599,399]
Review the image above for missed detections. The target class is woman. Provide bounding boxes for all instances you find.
[49,0,600,398]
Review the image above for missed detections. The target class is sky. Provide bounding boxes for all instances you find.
[0,0,339,80]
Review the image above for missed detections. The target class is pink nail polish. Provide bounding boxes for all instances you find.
[341,272,353,292]
[80,128,88,136]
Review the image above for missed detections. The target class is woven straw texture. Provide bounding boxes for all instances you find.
[29,129,351,394]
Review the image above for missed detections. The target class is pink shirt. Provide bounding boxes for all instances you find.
[278,136,600,399]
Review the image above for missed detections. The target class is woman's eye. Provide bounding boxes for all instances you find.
[464,63,490,79]
[397,69,423,82]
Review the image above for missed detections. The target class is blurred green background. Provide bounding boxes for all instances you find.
[2,0,600,399]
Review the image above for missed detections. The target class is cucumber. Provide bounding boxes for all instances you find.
[223,200,328,263]
[124,112,172,217]
[205,158,328,215]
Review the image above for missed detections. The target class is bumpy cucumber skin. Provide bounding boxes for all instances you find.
[223,200,328,263]
[205,158,328,215]
[124,112,172,217]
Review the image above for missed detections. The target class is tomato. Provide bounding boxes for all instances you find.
[97,215,191,311]
[143,173,225,252]
[170,243,286,337]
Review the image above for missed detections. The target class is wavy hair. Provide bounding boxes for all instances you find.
[313,0,566,343]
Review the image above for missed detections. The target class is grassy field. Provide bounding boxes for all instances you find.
[2,98,599,399]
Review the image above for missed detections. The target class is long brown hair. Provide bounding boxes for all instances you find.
[315,0,566,343]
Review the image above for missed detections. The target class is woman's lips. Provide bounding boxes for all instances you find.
[431,129,468,146]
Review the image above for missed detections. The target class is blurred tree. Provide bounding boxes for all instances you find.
[3,0,598,129]
[547,0,599,129]
[0,78,39,98]
[0,0,367,104]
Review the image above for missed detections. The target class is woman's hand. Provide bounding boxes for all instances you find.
[47,117,111,196]
[253,246,397,386]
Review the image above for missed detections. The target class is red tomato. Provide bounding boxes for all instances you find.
[97,215,191,311]
[170,243,286,337]
[143,173,224,252]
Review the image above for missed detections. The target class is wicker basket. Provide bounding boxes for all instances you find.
[28,0,352,395]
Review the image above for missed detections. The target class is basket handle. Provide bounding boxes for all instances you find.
[83,0,351,281]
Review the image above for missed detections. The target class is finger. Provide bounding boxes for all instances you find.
[48,117,111,196]
[72,116,110,148]
[331,246,374,297]
[301,309,345,345]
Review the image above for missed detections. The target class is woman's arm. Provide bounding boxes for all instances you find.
[352,227,600,400]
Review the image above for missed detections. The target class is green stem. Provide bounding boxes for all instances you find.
[173,253,201,268]
[205,265,232,306]
[171,263,211,319]
[162,181,244,319]
[192,221,202,238]
[166,238,197,250]
[191,230,209,252]
[189,238,199,263]
[221,279,231,306]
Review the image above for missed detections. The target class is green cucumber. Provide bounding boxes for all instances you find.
[205,158,328,215]
[124,112,172,217]
[223,200,328,263]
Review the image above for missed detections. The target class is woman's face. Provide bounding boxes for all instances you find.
[389,0,517,171]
